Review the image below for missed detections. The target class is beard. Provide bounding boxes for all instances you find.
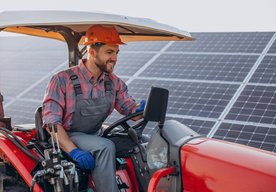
[94,56,116,74]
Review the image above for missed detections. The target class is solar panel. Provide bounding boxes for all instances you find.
[2,51,66,71]
[114,53,155,76]
[214,123,276,152]
[4,99,41,125]
[2,98,11,104]
[167,32,274,53]
[120,41,168,52]
[0,36,66,51]
[268,39,276,54]
[1,71,47,97]
[142,54,258,82]
[166,117,215,135]
[1,58,67,99]
[249,56,276,84]
[1,32,276,154]
[128,79,239,118]
[0,37,38,51]
[0,52,13,64]
[225,85,276,124]
[20,77,52,101]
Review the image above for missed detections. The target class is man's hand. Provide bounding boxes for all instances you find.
[131,100,146,121]
[135,100,146,113]
[69,148,96,170]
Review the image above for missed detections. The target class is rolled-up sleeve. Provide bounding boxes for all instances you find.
[42,75,65,126]
[114,79,136,115]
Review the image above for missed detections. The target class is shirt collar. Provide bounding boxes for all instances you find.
[79,59,93,83]
[79,59,106,83]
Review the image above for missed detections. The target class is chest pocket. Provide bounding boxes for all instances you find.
[80,104,109,116]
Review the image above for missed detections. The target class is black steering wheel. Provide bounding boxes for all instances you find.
[102,111,146,137]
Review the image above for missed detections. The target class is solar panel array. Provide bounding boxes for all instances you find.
[1,31,276,153]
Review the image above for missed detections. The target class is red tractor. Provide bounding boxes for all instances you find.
[0,11,276,192]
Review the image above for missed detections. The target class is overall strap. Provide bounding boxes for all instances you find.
[104,73,112,95]
[66,69,82,96]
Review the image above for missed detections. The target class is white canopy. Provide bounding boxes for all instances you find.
[0,10,193,43]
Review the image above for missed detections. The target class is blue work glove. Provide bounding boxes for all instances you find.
[69,148,95,170]
[135,100,146,113]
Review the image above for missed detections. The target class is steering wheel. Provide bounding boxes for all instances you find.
[102,111,146,137]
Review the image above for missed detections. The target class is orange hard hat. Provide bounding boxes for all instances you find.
[83,25,125,45]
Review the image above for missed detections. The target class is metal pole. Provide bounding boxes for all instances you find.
[0,92,11,130]
[0,92,4,118]
[0,92,5,128]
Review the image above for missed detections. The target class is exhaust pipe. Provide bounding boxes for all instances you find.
[0,92,11,130]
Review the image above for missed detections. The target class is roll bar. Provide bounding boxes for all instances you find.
[0,92,11,130]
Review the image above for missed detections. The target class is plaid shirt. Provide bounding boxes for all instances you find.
[43,60,136,131]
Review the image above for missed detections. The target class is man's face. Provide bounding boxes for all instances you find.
[93,44,119,73]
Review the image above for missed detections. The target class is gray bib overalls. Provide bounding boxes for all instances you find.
[66,69,118,192]
[68,69,114,134]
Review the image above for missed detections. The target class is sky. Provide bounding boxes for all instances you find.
[0,0,276,32]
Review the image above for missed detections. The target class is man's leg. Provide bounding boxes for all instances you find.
[68,132,118,192]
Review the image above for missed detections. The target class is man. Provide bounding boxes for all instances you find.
[42,25,144,192]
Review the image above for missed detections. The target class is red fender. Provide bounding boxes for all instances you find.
[181,138,276,192]
[147,166,175,192]
[0,134,43,192]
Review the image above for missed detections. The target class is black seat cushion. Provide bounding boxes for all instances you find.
[35,106,49,142]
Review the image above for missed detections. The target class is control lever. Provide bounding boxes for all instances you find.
[33,126,80,192]
[30,170,47,192]
[48,124,56,153]
[128,127,147,162]
[74,171,79,192]
[53,124,61,153]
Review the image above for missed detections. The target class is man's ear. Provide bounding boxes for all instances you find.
[88,47,94,56]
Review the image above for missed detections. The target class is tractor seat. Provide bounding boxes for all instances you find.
[35,106,49,142]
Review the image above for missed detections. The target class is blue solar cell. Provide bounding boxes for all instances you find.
[3,51,66,71]
[4,99,41,125]
[250,56,276,83]
[225,85,276,125]
[20,77,52,101]
[119,41,168,52]
[115,53,155,76]
[0,36,66,51]
[214,123,276,152]
[142,54,258,82]
[167,32,274,53]
[267,38,276,54]
[1,71,47,97]
[128,79,238,119]
[166,117,215,135]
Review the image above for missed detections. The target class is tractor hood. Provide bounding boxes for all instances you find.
[0,10,193,43]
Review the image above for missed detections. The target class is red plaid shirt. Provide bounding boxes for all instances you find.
[42,60,136,131]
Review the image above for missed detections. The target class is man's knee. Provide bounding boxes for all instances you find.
[103,139,116,153]
[94,139,116,161]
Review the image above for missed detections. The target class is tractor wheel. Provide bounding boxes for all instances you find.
[0,162,29,192]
